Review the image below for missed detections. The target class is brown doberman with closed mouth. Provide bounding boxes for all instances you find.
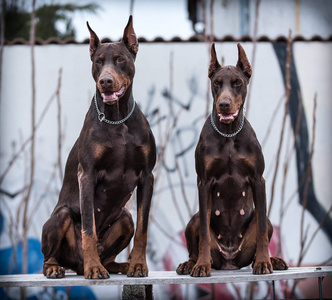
[176,43,288,277]
[41,16,156,279]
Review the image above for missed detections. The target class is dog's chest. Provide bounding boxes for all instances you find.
[92,134,147,171]
[203,139,256,180]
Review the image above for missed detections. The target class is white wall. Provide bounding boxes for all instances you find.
[0,41,331,298]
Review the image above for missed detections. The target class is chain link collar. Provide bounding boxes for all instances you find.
[94,93,136,125]
[210,108,245,138]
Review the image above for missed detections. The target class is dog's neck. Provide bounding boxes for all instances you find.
[212,106,245,136]
[95,87,134,122]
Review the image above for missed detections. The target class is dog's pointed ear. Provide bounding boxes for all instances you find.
[87,21,100,59]
[208,43,221,78]
[123,15,139,59]
[236,43,252,79]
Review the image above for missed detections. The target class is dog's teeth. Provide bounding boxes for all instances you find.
[239,234,243,238]
[242,191,245,197]
[215,210,220,216]
[217,234,221,239]
[217,192,220,197]
[240,209,245,215]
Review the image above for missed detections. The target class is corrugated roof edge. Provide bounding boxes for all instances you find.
[4,34,332,45]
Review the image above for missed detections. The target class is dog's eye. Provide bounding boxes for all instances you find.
[96,59,102,65]
[116,56,125,63]
[213,81,220,88]
[234,79,242,87]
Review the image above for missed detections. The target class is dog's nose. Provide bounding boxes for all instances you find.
[218,99,231,110]
[99,75,113,88]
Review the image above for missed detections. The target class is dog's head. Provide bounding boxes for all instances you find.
[87,16,138,105]
[208,43,252,124]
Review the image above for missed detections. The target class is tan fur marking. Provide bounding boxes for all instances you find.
[82,230,109,279]
[44,256,59,266]
[237,153,256,170]
[94,144,105,160]
[128,205,149,275]
[141,145,150,158]
[204,156,215,171]
[82,231,98,255]
[63,218,76,248]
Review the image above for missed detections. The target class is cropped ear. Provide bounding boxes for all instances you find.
[236,43,252,79]
[123,15,139,59]
[208,43,221,78]
[86,21,100,60]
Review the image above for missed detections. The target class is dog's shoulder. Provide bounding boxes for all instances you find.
[241,118,265,174]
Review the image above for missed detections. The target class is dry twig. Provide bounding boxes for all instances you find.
[245,0,261,117]
[268,30,292,217]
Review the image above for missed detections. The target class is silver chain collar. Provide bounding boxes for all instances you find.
[210,108,245,138]
[94,93,136,125]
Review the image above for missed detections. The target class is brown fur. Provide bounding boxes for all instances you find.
[177,43,288,277]
[41,16,156,279]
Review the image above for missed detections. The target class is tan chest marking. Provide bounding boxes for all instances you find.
[94,144,106,160]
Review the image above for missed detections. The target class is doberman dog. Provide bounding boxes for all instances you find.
[177,43,288,277]
[41,16,156,279]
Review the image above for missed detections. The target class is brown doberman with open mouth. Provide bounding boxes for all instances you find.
[41,16,156,279]
[177,43,288,277]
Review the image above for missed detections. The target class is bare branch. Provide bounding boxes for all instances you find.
[268,30,292,217]
[245,0,261,117]
[56,68,63,181]
[175,158,192,216]
[0,71,60,184]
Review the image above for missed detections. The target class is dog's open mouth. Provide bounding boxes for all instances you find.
[218,109,239,123]
[101,86,125,104]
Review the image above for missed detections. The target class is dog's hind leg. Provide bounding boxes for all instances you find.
[99,208,134,274]
[176,213,200,275]
[41,206,79,278]
[236,215,288,272]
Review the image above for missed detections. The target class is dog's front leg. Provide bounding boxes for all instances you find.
[127,171,154,277]
[78,163,109,279]
[252,177,273,275]
[191,178,212,277]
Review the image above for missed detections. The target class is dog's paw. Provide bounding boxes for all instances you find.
[44,265,65,279]
[84,263,109,279]
[252,259,273,275]
[127,261,149,277]
[270,256,288,270]
[176,260,195,275]
[190,262,211,277]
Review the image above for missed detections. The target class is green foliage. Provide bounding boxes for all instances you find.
[3,1,99,41]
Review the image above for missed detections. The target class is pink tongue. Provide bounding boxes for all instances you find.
[218,109,239,121]
[102,86,125,101]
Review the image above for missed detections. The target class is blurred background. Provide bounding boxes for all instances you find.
[0,0,331,299]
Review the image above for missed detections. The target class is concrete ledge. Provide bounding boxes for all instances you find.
[0,267,331,288]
